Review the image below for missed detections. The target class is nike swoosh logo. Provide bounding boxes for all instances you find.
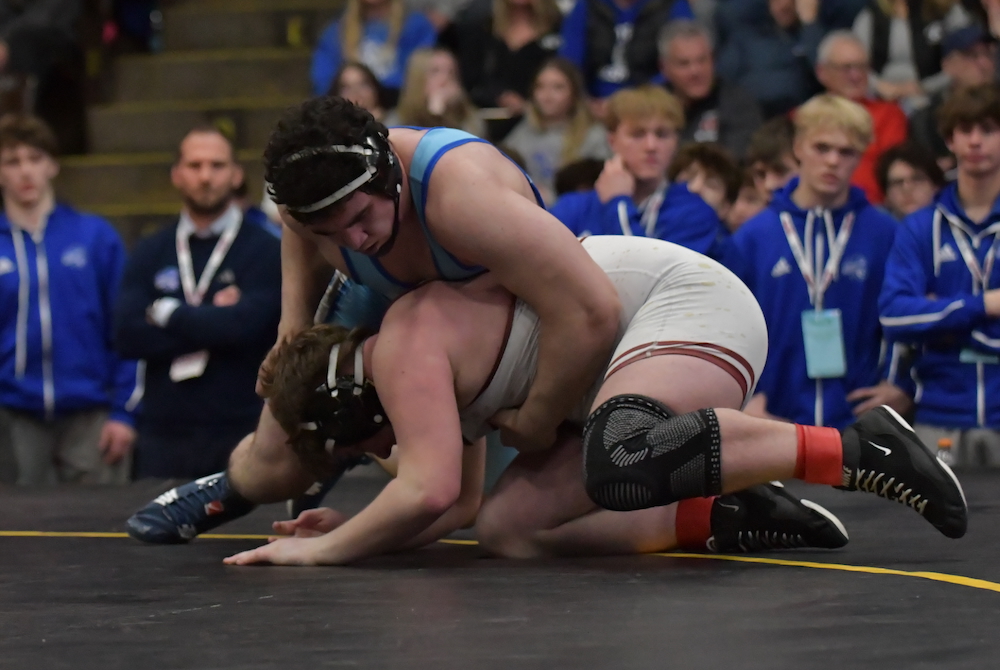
[869,441,892,456]
[718,502,740,512]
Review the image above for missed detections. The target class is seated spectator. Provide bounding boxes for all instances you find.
[328,61,389,123]
[726,167,769,232]
[667,141,742,221]
[114,126,281,479]
[559,0,694,102]
[658,19,763,159]
[730,94,908,428]
[549,85,720,255]
[553,156,605,196]
[716,0,830,117]
[852,0,972,113]
[745,115,799,199]
[910,24,997,170]
[0,113,137,486]
[813,30,909,204]
[310,0,437,101]
[879,83,1000,467]
[407,0,474,32]
[454,0,563,140]
[502,58,611,204]
[384,47,485,135]
[876,141,947,219]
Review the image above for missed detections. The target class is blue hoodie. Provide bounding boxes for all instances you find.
[0,204,139,424]
[879,183,1000,429]
[549,182,720,256]
[729,179,898,428]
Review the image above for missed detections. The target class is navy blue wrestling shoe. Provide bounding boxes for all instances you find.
[125,472,257,544]
[840,405,968,539]
[286,455,372,519]
[708,482,850,553]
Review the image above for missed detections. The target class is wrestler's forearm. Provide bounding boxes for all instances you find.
[279,228,334,337]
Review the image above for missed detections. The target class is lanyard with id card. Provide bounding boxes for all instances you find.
[169,212,242,383]
[780,210,854,380]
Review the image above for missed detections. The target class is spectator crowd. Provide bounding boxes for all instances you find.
[6,0,1000,483]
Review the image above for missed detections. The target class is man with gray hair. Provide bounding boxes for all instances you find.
[814,29,907,205]
[658,19,762,159]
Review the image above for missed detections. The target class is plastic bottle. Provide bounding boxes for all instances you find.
[937,437,955,466]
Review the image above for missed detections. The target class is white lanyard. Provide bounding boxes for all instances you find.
[939,207,1000,294]
[175,217,241,306]
[639,182,668,237]
[779,208,855,309]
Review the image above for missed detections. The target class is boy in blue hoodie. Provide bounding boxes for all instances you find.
[731,94,908,429]
[549,85,720,256]
[0,114,138,485]
[880,84,1000,467]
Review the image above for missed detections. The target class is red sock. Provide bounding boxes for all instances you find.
[794,424,844,486]
[675,497,716,549]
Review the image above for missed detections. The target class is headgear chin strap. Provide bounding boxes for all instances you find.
[299,341,387,453]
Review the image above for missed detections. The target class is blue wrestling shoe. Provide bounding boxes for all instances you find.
[840,405,968,539]
[709,482,850,553]
[125,472,257,544]
[286,455,372,519]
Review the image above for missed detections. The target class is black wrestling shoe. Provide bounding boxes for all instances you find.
[708,482,849,553]
[125,472,257,544]
[286,455,372,519]
[840,405,967,539]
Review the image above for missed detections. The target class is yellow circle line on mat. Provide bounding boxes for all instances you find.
[2,532,997,593]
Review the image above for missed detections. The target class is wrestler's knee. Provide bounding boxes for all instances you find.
[582,394,723,511]
[474,499,541,559]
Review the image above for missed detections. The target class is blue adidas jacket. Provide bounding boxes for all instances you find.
[0,205,139,424]
[879,183,1000,429]
[549,182,720,256]
[729,179,899,428]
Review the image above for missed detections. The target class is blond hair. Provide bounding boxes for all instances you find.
[493,0,561,39]
[340,0,405,65]
[395,48,480,132]
[605,85,685,132]
[876,0,956,21]
[794,94,873,151]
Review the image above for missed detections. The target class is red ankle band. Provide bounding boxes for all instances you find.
[794,424,844,486]
[675,496,716,549]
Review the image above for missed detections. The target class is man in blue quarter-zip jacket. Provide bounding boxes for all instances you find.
[0,114,138,486]
[730,94,909,430]
[549,85,720,256]
[880,84,1000,467]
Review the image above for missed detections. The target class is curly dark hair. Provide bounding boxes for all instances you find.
[264,95,390,224]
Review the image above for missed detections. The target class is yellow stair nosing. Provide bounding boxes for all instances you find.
[168,0,343,15]
[119,47,311,65]
[61,149,263,168]
[90,96,303,116]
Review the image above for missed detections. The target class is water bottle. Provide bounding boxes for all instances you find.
[936,437,955,466]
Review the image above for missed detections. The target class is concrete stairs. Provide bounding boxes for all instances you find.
[55,0,343,245]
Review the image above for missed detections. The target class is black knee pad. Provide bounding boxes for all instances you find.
[582,394,722,511]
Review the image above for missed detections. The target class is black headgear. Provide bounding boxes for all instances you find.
[299,341,387,453]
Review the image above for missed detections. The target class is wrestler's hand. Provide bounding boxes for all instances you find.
[223,536,324,566]
[255,323,305,395]
[271,508,349,538]
[848,381,913,417]
[490,407,558,453]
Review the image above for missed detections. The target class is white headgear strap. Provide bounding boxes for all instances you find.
[288,145,377,214]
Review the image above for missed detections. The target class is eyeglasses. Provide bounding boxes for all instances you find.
[886,174,931,190]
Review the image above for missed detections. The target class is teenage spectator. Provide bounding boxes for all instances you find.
[852,0,972,112]
[558,0,694,102]
[553,156,605,196]
[746,115,799,199]
[731,94,907,428]
[726,168,770,232]
[407,0,474,32]
[667,141,742,221]
[658,20,763,159]
[814,30,909,204]
[384,47,485,135]
[310,0,437,100]
[0,113,138,486]
[876,141,947,219]
[503,58,611,203]
[454,0,563,140]
[549,85,720,254]
[910,24,997,169]
[716,0,830,117]
[114,126,281,479]
[880,83,1000,466]
[328,61,389,123]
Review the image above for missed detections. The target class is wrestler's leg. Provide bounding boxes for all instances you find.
[228,405,314,503]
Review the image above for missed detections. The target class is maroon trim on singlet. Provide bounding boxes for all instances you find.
[605,341,756,400]
[466,295,518,409]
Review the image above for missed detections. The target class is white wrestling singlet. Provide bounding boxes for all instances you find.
[459,236,769,442]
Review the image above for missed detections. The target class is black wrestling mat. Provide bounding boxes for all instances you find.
[1,472,999,670]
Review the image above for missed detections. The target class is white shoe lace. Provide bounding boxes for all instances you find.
[736,530,808,552]
[852,469,929,516]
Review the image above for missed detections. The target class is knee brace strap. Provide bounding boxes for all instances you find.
[582,394,722,511]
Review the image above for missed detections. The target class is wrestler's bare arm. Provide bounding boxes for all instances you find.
[425,145,621,451]
[276,210,338,339]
